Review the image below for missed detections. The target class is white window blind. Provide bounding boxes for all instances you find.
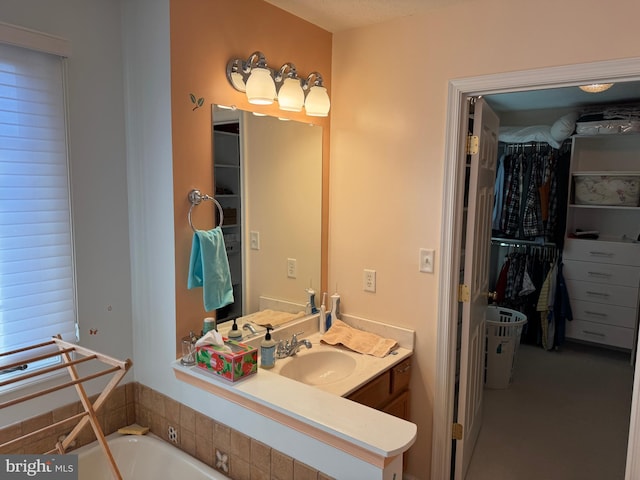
[0,41,77,379]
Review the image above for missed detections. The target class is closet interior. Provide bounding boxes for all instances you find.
[487,97,640,359]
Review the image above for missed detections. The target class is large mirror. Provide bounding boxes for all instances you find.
[212,106,322,322]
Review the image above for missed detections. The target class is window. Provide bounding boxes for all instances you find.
[0,25,77,384]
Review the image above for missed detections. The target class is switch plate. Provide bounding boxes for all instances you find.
[364,269,376,292]
[419,248,435,273]
[250,231,260,250]
[287,258,297,278]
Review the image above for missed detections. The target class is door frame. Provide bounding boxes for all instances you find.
[431,56,640,480]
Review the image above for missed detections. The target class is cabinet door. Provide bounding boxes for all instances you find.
[347,370,390,409]
[383,389,410,421]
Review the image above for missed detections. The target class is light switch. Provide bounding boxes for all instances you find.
[419,248,435,273]
[250,231,260,250]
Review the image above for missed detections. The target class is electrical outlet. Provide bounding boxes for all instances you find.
[250,231,260,250]
[364,269,376,292]
[287,258,297,278]
[419,248,435,273]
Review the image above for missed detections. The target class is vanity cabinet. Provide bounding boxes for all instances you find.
[347,357,412,421]
[563,134,640,353]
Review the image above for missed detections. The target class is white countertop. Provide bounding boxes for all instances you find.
[173,315,417,462]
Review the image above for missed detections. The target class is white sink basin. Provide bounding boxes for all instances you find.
[277,350,357,385]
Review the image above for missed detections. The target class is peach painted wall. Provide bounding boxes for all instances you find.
[170,0,331,353]
[330,0,640,476]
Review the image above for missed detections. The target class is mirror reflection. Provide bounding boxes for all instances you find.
[212,107,322,322]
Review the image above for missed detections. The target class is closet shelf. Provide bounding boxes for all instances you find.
[491,237,556,247]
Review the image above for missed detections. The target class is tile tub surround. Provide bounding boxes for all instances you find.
[135,383,334,480]
[0,382,333,480]
[0,382,135,454]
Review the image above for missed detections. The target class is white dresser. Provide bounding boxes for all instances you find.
[562,134,640,353]
[563,239,640,351]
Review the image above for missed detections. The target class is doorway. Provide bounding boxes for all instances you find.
[430,57,640,480]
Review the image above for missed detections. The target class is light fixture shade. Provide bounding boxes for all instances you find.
[278,77,305,112]
[304,85,330,117]
[245,67,276,105]
[579,83,614,93]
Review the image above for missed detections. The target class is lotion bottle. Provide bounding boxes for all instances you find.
[227,318,242,341]
[260,326,276,369]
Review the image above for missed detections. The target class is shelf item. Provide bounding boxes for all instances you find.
[0,336,132,480]
[572,172,640,207]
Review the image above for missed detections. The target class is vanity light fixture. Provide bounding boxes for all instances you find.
[226,51,276,105]
[302,72,331,117]
[578,83,614,93]
[226,52,330,116]
[275,63,305,112]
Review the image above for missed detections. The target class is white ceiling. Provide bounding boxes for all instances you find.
[265,0,640,112]
[264,0,446,32]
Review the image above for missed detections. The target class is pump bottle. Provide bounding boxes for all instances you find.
[260,326,276,369]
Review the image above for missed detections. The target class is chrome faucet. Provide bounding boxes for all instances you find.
[276,332,312,358]
[242,322,258,335]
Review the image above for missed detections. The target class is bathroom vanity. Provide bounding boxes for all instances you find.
[172,313,416,479]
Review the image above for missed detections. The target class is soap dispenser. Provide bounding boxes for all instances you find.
[260,326,276,369]
[228,318,242,341]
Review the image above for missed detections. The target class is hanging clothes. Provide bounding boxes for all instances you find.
[493,143,569,243]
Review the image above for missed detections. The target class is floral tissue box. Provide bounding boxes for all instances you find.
[196,339,257,382]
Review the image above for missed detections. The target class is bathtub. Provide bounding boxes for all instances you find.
[74,432,229,480]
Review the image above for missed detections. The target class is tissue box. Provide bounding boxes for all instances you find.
[196,339,257,382]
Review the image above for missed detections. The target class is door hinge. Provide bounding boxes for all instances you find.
[458,284,470,303]
[452,422,463,440]
[466,135,479,155]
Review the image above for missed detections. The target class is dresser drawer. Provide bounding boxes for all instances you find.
[564,239,640,266]
[572,300,638,329]
[564,260,640,287]
[566,319,635,349]
[566,280,639,308]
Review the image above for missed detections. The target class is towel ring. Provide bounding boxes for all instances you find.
[188,189,224,232]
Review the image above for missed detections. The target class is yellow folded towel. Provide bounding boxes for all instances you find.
[321,319,398,358]
[117,424,149,435]
[239,309,305,328]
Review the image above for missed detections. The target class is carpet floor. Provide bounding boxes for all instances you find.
[465,342,634,480]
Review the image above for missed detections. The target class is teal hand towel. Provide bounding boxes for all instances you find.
[187,227,234,311]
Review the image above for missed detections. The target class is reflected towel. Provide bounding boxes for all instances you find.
[321,319,398,358]
[239,309,305,328]
[187,228,234,311]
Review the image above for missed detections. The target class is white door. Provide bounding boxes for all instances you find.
[455,97,500,480]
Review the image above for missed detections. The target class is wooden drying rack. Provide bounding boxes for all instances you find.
[0,335,132,480]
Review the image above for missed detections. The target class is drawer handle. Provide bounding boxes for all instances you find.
[397,364,411,373]
[586,291,610,298]
[584,310,608,318]
[588,251,614,257]
[583,330,606,337]
[587,271,612,278]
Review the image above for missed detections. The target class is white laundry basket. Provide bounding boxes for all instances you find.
[485,306,527,389]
